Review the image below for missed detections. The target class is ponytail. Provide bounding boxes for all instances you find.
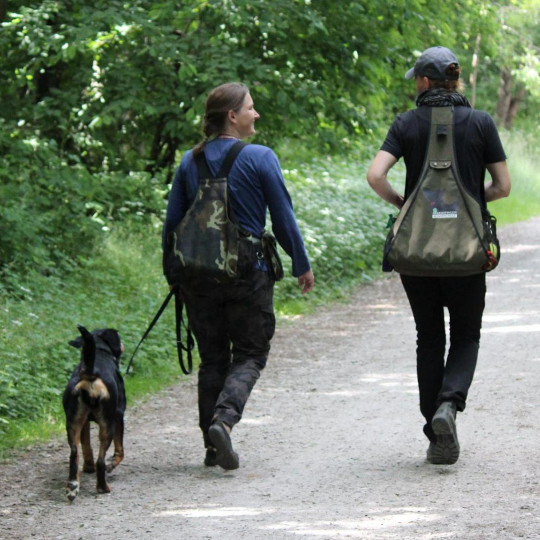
[430,63,463,91]
[192,83,249,155]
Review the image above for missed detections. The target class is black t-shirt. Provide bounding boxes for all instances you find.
[381,106,507,205]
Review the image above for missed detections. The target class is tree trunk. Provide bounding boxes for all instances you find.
[506,87,526,128]
[495,68,525,129]
[469,34,481,108]
[496,68,512,127]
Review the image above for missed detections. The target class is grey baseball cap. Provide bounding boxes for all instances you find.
[405,46,460,80]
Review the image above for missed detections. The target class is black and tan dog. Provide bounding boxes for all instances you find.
[63,325,126,501]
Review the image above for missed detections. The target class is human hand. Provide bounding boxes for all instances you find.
[298,269,315,294]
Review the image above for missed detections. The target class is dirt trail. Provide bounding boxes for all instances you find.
[1,218,539,540]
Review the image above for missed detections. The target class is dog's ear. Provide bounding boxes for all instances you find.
[99,329,123,359]
[69,324,92,348]
[77,325,93,340]
[69,336,83,349]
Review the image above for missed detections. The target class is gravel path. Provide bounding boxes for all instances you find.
[1,217,539,540]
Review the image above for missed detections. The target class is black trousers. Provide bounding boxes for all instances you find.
[180,271,275,447]
[400,273,486,427]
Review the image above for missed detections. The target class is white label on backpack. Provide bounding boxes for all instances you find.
[423,189,459,219]
[432,208,458,219]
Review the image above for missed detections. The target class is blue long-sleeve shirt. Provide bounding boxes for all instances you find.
[163,138,311,277]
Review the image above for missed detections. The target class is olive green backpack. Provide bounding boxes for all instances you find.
[383,106,500,276]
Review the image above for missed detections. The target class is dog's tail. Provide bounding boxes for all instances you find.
[77,325,96,376]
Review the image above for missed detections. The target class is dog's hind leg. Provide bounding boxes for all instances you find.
[96,422,113,493]
[107,416,124,472]
[81,420,95,473]
[66,422,84,501]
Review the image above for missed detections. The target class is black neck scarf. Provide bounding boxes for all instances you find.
[416,88,472,108]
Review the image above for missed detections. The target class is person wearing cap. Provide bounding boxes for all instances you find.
[366,46,511,464]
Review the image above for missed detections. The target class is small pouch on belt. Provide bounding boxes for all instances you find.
[261,230,284,281]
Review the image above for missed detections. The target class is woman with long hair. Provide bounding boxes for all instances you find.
[163,83,314,470]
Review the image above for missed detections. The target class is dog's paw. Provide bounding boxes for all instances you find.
[66,481,80,501]
[106,452,124,472]
[82,461,96,473]
[96,482,111,494]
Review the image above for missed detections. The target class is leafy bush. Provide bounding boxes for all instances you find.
[277,159,391,300]
[0,126,167,294]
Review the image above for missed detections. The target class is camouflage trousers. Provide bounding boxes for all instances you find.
[180,270,275,448]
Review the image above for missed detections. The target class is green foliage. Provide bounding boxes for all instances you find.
[282,158,390,289]
[1,1,540,456]
[494,1,540,93]
[1,0,518,175]
[488,129,540,223]
[0,132,166,293]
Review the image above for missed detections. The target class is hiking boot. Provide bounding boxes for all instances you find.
[428,401,460,465]
[426,442,437,462]
[204,446,218,467]
[208,422,240,470]
[423,423,437,444]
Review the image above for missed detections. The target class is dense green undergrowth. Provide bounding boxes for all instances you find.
[488,130,540,222]
[1,132,538,458]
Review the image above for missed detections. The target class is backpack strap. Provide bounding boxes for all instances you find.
[217,140,248,177]
[194,140,248,180]
[427,106,454,163]
[402,106,456,211]
[194,150,212,179]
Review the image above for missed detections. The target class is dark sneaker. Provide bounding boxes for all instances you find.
[208,422,240,470]
[204,447,218,467]
[428,401,460,465]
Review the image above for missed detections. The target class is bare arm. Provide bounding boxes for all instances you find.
[485,161,511,202]
[366,150,404,209]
